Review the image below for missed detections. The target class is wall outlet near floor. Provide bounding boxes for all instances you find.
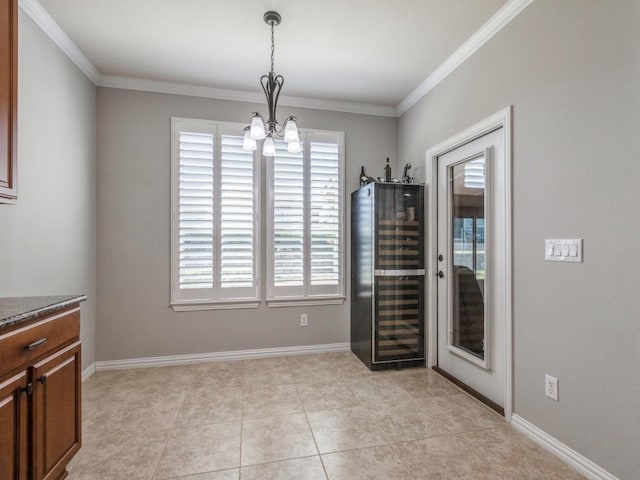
[300,313,308,327]
[545,374,559,401]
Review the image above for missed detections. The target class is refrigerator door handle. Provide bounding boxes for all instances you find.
[374,269,426,276]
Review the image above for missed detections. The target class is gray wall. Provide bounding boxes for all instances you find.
[399,1,639,478]
[96,87,397,361]
[0,12,97,369]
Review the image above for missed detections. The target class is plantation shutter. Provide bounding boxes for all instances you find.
[268,131,344,302]
[220,134,255,290]
[272,141,305,291]
[171,119,259,308]
[309,141,340,287]
[178,131,214,290]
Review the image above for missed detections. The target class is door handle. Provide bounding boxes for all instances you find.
[436,271,444,278]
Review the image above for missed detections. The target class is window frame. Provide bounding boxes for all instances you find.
[266,129,346,307]
[170,117,261,311]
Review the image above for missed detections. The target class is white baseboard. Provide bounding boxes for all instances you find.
[511,414,619,480]
[81,362,96,382]
[94,342,351,371]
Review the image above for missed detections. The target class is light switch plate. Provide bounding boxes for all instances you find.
[545,239,583,262]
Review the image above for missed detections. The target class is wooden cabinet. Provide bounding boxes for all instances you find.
[0,0,18,203]
[0,371,29,480]
[0,306,82,480]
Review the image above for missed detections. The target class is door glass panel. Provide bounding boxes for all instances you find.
[450,156,486,360]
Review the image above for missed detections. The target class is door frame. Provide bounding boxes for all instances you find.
[425,106,513,421]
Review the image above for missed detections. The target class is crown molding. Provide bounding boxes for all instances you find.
[19,0,101,84]
[98,75,398,117]
[396,0,535,115]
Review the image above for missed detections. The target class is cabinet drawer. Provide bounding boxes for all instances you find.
[0,308,80,375]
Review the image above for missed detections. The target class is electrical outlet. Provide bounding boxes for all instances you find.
[300,314,308,327]
[545,374,559,401]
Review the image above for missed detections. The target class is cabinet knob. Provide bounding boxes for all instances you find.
[21,383,33,396]
[436,271,444,278]
[39,375,48,385]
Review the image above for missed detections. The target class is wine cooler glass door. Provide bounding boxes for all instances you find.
[375,184,424,271]
[374,274,425,363]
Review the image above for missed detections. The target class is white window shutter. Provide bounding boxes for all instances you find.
[220,134,255,289]
[178,131,214,290]
[272,141,305,288]
[171,119,259,309]
[268,131,344,302]
[309,141,341,287]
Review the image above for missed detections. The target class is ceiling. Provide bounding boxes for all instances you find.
[37,0,509,113]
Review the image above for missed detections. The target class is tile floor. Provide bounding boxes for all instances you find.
[68,352,584,480]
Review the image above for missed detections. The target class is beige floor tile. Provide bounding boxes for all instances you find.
[74,355,586,480]
[244,357,295,385]
[383,369,461,398]
[154,422,241,479]
[469,427,583,479]
[241,413,318,466]
[373,394,503,443]
[296,379,360,412]
[288,352,371,384]
[242,383,304,419]
[346,375,414,404]
[307,406,389,454]
[321,443,412,480]
[176,394,242,427]
[399,427,582,479]
[68,430,168,480]
[240,456,327,480]
[167,469,239,480]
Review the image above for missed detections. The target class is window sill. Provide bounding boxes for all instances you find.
[171,300,260,312]
[266,296,346,308]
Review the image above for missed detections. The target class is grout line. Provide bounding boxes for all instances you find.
[239,360,246,479]
[294,376,329,479]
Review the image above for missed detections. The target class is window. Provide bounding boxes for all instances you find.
[170,118,259,310]
[267,131,345,305]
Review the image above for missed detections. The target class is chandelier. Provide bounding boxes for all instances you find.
[242,11,300,156]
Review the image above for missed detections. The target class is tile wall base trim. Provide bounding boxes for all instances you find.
[93,342,351,372]
[511,414,620,480]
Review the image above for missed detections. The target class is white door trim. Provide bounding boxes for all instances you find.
[425,106,513,421]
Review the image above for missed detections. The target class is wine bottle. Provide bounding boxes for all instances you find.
[359,166,368,187]
[384,158,392,182]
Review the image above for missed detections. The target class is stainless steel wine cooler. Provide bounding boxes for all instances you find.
[351,182,425,370]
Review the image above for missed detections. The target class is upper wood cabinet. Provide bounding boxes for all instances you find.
[0,0,17,203]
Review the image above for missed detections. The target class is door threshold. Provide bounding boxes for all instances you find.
[432,366,504,416]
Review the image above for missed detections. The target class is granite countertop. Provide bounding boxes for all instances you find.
[0,295,87,331]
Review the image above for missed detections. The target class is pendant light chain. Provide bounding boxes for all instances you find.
[270,22,275,75]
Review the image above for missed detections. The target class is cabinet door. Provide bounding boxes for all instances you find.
[32,342,81,480]
[0,0,18,202]
[0,371,29,480]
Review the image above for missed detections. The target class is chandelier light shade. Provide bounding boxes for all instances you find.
[244,11,301,156]
[242,127,258,151]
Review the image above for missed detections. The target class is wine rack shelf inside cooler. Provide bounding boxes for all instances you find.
[377,220,421,269]
[375,277,422,360]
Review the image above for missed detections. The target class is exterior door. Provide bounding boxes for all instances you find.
[436,127,507,409]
